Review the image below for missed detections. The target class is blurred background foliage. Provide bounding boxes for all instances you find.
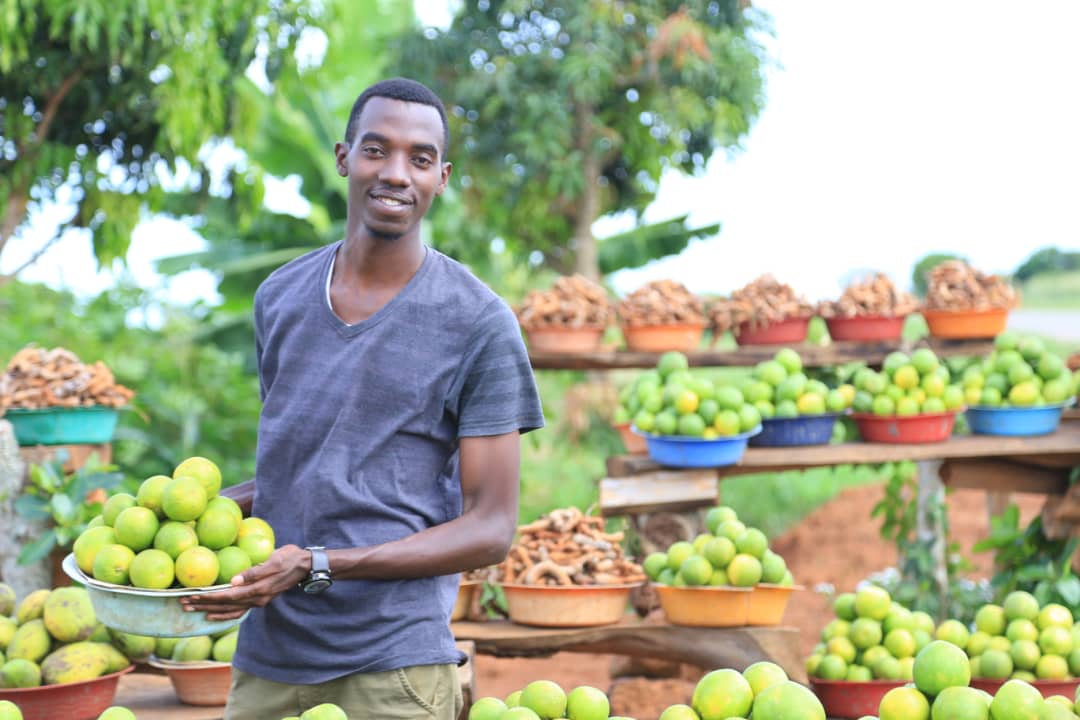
[1,0,1079,547]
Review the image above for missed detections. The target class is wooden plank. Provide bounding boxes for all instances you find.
[600,470,718,515]
[606,423,1080,476]
[940,459,1070,495]
[452,619,806,683]
[529,338,995,370]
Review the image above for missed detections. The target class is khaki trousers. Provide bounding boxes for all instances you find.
[223,663,463,720]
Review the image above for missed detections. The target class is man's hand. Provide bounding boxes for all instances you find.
[179,544,309,620]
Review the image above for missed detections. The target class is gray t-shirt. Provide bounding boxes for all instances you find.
[234,243,544,684]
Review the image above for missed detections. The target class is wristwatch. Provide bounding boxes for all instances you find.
[299,546,333,594]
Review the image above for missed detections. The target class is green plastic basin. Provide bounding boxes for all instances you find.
[3,406,119,445]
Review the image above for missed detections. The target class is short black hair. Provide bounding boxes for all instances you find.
[344,77,450,156]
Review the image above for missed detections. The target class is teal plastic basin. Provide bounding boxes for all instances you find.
[4,406,119,446]
[63,554,247,638]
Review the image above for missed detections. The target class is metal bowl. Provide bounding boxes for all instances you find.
[62,553,248,638]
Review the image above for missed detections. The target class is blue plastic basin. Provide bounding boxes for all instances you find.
[4,406,119,446]
[634,426,761,468]
[965,402,1072,437]
[750,413,842,447]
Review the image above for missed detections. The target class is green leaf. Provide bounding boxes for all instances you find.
[13,494,51,520]
[50,493,75,522]
[1055,577,1080,606]
[17,531,56,565]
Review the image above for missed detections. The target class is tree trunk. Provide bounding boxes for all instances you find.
[572,151,601,281]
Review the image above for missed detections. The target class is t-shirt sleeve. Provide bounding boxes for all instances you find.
[455,298,545,438]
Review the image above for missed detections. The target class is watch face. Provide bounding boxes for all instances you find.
[303,578,332,594]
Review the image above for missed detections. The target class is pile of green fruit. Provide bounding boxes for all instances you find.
[743,348,854,419]
[961,332,1078,407]
[642,506,794,588]
[850,348,965,416]
[72,456,275,590]
[941,590,1080,682]
[0,703,350,720]
[153,626,238,664]
[0,584,136,690]
[467,661,822,720]
[862,642,1080,720]
[806,585,937,681]
[613,351,762,438]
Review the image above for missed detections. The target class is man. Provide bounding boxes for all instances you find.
[182,77,545,720]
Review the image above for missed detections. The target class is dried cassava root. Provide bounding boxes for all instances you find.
[817,273,918,318]
[617,280,706,327]
[516,275,613,330]
[924,260,1018,311]
[0,346,134,410]
[495,507,646,587]
[709,274,815,334]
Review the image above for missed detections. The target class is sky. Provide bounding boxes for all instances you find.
[4,0,1080,305]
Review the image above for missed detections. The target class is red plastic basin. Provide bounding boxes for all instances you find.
[809,678,907,719]
[852,411,959,443]
[825,315,907,342]
[970,677,1080,698]
[735,316,811,345]
[0,666,133,720]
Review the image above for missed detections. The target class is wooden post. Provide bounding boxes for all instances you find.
[915,460,949,622]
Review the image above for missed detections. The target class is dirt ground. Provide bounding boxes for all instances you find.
[470,484,1046,718]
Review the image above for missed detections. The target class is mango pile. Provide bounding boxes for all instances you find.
[850,348,965,417]
[0,584,134,689]
[467,661,821,720]
[642,505,794,588]
[807,585,935,681]
[72,456,275,590]
[743,348,853,419]
[961,332,1078,407]
[614,352,762,439]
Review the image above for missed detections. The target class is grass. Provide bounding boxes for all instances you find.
[1017,271,1080,310]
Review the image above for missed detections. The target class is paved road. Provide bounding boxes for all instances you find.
[1007,309,1080,342]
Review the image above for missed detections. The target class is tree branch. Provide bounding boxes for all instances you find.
[0,67,86,271]
[0,230,67,286]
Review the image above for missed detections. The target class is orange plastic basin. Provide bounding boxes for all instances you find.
[746,583,801,625]
[0,666,133,720]
[654,584,751,627]
[825,315,907,342]
[922,307,1009,339]
[526,326,605,353]
[500,583,641,627]
[622,323,706,352]
[810,679,907,719]
[735,316,811,345]
[852,411,960,443]
[613,422,649,454]
[150,659,233,706]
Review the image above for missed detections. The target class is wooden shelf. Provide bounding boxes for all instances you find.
[452,618,806,683]
[605,423,1080,477]
[529,338,995,370]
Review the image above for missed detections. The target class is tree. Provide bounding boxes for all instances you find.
[0,0,311,281]
[391,0,770,279]
[155,0,414,359]
[1014,247,1080,283]
[911,253,966,297]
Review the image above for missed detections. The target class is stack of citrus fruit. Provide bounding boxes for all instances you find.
[807,585,936,682]
[850,348,965,418]
[642,505,794,590]
[615,351,761,439]
[742,348,854,421]
[869,641,1080,720]
[937,591,1080,684]
[466,662,821,720]
[962,332,1077,408]
[72,456,274,590]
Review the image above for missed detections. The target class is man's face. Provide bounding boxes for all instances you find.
[335,97,451,242]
